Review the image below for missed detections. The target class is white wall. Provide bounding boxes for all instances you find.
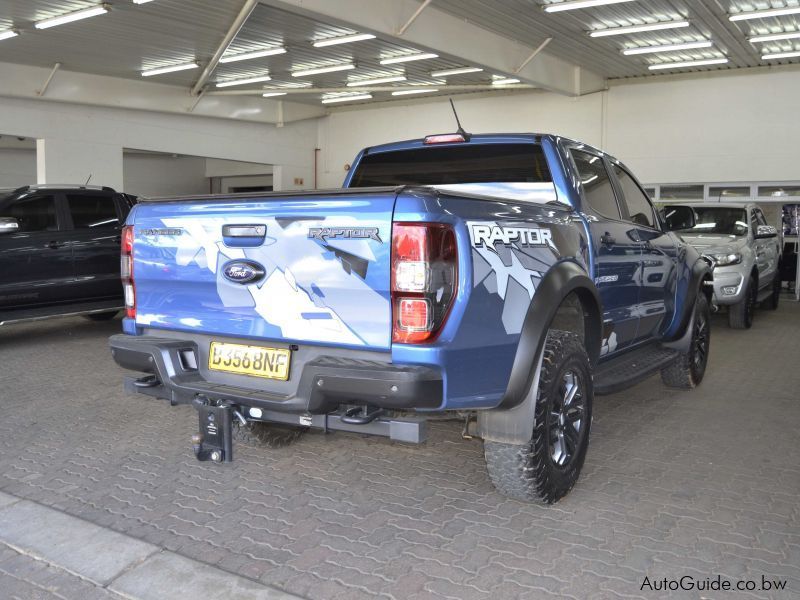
[0,96,317,192]
[316,66,800,189]
[0,148,35,189]
[123,154,209,197]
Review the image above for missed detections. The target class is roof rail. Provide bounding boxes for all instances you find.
[14,184,117,192]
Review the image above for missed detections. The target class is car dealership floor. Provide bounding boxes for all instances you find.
[0,301,798,600]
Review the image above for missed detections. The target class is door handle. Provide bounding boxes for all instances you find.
[600,232,616,246]
[46,240,65,249]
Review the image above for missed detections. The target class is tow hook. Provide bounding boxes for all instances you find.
[461,413,479,440]
[191,395,233,463]
[340,405,383,425]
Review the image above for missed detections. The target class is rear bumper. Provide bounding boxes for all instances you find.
[109,333,442,413]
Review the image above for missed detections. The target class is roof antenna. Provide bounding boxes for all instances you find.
[84,173,92,186]
[449,98,471,140]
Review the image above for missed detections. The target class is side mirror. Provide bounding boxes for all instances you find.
[755,224,777,239]
[661,205,696,232]
[0,217,20,234]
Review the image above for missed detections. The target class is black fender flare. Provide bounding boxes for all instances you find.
[478,260,601,443]
[664,256,713,345]
[500,259,601,410]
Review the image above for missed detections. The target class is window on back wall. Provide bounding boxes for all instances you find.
[659,185,703,201]
[760,186,800,198]
[708,186,750,199]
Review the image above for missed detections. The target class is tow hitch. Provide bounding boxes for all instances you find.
[191,396,234,463]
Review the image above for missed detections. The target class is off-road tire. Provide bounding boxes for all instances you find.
[661,293,711,389]
[728,277,756,329]
[83,311,120,322]
[233,421,307,448]
[483,330,592,504]
[761,273,781,310]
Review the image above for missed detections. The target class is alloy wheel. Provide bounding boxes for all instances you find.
[549,370,586,468]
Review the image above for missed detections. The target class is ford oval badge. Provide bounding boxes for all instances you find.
[222,260,266,284]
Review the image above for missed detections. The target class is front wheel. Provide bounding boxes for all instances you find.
[483,330,592,504]
[761,273,781,311]
[661,293,711,389]
[728,277,756,329]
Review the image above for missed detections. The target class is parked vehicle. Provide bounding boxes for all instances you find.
[0,185,136,326]
[662,203,781,329]
[110,133,713,504]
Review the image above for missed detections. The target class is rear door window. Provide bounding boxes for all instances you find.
[67,194,120,229]
[570,150,621,219]
[0,195,58,232]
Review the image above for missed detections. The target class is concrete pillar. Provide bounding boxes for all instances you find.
[272,165,314,191]
[36,138,123,190]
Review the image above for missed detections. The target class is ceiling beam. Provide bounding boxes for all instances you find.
[0,61,325,124]
[191,0,259,96]
[260,0,605,96]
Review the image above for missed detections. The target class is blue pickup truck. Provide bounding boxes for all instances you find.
[110,133,713,504]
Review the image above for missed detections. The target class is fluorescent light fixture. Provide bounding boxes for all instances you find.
[219,47,286,63]
[347,75,406,87]
[749,31,800,43]
[141,62,198,77]
[544,0,634,13]
[262,91,287,97]
[730,7,800,22]
[132,0,155,4]
[35,5,109,29]
[762,50,800,60]
[292,63,355,77]
[590,20,690,37]
[622,40,713,55]
[313,33,375,47]
[215,75,272,88]
[492,77,521,85]
[392,88,438,95]
[0,29,18,41]
[431,67,483,77]
[380,53,438,65]
[648,57,728,70]
[321,94,372,104]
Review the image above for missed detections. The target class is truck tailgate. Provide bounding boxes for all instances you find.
[131,191,396,350]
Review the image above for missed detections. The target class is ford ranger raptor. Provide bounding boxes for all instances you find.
[110,133,713,504]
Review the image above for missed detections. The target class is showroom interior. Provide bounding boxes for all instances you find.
[0,1,798,599]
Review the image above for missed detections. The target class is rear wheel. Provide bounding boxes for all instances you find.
[233,421,307,448]
[761,273,781,311]
[83,311,120,322]
[661,293,711,389]
[483,330,592,504]
[728,277,756,329]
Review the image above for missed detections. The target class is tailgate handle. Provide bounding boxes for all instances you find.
[222,224,266,247]
[223,224,266,238]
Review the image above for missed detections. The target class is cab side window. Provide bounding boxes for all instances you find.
[613,165,656,229]
[0,195,58,232]
[571,150,621,219]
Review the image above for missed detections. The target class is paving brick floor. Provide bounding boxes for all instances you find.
[0,299,798,599]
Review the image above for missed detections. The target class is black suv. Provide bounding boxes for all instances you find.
[0,185,136,326]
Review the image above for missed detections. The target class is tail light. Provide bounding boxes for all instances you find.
[121,225,135,319]
[391,223,457,343]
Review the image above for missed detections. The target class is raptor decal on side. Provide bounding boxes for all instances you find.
[467,220,561,335]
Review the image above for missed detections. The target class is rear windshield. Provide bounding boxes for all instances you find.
[675,206,748,236]
[349,143,553,187]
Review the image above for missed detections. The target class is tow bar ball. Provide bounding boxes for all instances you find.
[192,403,233,463]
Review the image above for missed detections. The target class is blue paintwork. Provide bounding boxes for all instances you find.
[123,133,702,411]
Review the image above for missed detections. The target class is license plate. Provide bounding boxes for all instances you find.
[208,342,291,380]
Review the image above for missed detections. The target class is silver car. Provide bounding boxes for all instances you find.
[663,203,782,329]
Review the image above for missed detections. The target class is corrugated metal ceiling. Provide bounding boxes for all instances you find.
[0,0,798,107]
